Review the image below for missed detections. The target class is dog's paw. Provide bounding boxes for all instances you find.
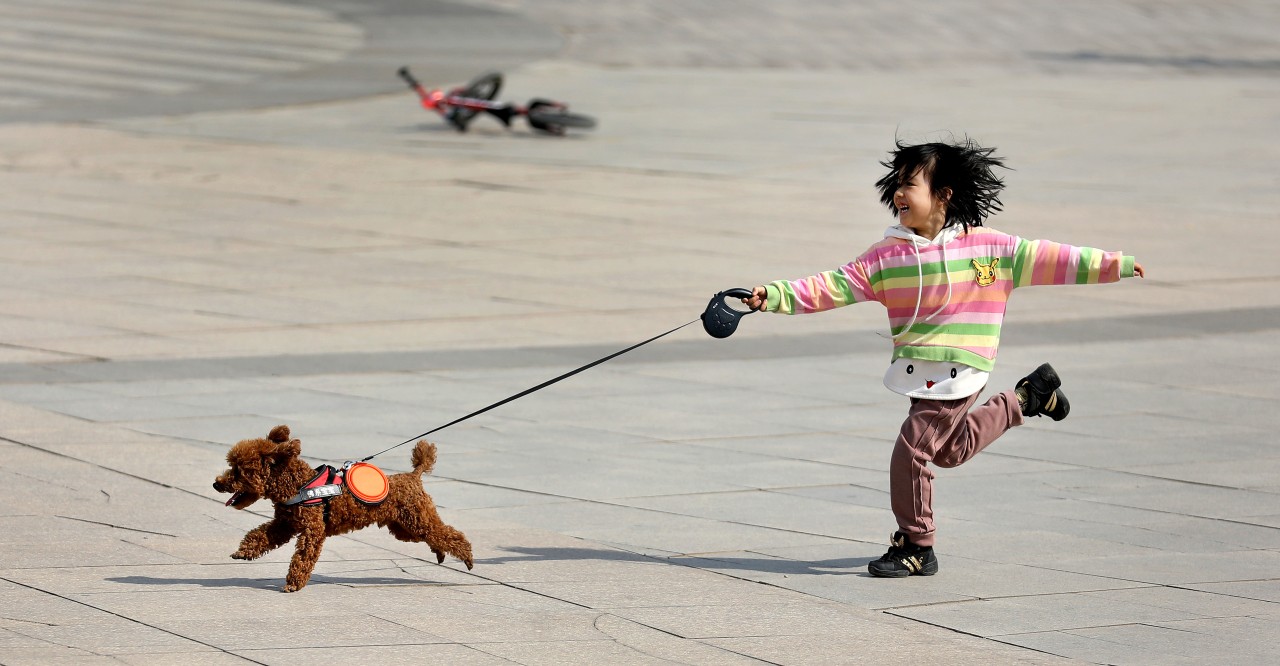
[231,550,255,560]
[433,549,445,564]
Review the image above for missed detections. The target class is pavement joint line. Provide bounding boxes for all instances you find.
[589,615,751,666]
[962,558,1272,596]
[0,340,102,362]
[990,620,1179,638]
[1,435,187,494]
[0,614,59,626]
[2,561,240,571]
[676,447,889,479]
[0,575,270,664]
[612,481,888,502]
[4,467,83,492]
[1070,496,1280,532]
[870,582,1265,612]
[879,609,1078,660]
[53,514,177,537]
[1160,582,1280,606]
[998,619,1218,640]
[233,641,476,651]
[462,644,527,664]
[982,450,1278,494]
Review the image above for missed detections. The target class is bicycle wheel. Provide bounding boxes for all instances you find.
[446,71,503,130]
[527,110,596,135]
[461,71,502,101]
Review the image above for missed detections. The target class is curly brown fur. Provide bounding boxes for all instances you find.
[212,425,473,592]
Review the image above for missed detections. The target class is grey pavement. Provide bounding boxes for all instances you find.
[1,1,1278,664]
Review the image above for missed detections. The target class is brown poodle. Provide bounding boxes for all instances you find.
[213,425,473,592]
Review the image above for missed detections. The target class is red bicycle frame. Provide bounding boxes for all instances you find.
[398,67,590,135]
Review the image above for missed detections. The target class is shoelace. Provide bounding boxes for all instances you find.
[878,534,908,561]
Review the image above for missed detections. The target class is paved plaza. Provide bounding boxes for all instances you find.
[1,0,1278,664]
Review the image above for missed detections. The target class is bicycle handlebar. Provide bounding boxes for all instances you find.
[397,66,422,89]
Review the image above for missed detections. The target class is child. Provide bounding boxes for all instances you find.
[743,138,1145,578]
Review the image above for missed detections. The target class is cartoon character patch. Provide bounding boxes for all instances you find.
[904,362,959,389]
[972,258,999,287]
[884,358,988,399]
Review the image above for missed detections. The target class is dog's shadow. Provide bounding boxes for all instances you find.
[482,546,875,577]
[105,574,460,591]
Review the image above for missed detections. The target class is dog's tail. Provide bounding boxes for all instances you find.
[410,440,437,477]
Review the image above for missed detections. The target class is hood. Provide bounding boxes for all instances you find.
[884,224,964,246]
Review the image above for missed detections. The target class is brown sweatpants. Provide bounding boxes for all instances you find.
[890,389,1024,547]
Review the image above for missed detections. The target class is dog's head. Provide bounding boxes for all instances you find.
[213,425,302,509]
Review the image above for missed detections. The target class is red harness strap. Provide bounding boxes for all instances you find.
[284,465,343,506]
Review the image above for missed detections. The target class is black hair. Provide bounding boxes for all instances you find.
[874,137,1009,232]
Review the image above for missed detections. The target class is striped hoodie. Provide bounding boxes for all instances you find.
[764,225,1136,372]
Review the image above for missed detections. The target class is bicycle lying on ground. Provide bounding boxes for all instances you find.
[397,67,596,136]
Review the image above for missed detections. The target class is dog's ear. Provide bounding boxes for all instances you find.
[267,425,291,443]
[265,438,301,466]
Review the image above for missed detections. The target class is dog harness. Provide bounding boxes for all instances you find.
[285,465,344,507]
[285,462,390,507]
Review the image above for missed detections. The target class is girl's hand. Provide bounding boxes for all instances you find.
[742,286,768,312]
[1134,262,1146,278]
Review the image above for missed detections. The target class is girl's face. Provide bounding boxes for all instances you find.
[893,168,950,238]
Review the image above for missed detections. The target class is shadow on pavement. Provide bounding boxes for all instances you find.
[106,574,468,590]
[485,546,874,576]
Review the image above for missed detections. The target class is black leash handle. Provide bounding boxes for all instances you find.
[700,287,757,339]
[363,319,699,461]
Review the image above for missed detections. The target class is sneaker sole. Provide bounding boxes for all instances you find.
[868,565,911,578]
[868,563,939,578]
[1047,388,1071,421]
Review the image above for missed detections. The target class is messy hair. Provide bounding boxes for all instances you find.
[875,137,1009,232]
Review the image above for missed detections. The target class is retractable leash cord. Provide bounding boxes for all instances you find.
[360,289,757,462]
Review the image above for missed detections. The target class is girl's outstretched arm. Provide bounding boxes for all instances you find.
[1012,237,1141,287]
[750,261,877,314]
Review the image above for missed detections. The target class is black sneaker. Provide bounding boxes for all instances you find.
[1016,363,1070,421]
[868,531,938,578]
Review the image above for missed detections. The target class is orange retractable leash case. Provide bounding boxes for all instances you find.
[345,462,389,505]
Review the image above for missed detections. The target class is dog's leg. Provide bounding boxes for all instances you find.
[419,498,474,570]
[283,509,327,592]
[428,523,474,570]
[392,503,475,570]
[232,518,295,560]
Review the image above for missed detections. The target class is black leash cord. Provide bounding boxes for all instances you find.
[362,319,699,462]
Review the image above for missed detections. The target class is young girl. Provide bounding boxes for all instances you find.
[743,138,1145,578]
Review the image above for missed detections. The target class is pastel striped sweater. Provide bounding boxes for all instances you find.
[763,226,1136,371]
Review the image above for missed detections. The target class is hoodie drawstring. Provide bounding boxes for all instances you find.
[890,232,954,341]
[891,237,925,341]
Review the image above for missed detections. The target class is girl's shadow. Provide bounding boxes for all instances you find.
[481,546,874,576]
[106,547,876,590]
